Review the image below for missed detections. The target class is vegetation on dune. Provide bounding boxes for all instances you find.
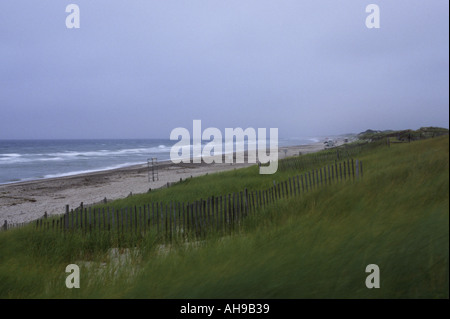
[357,126,448,142]
[0,134,448,298]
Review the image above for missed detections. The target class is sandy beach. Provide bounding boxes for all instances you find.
[0,141,336,224]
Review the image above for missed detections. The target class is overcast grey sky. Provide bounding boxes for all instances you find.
[0,1,448,139]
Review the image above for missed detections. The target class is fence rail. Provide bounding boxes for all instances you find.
[2,159,363,241]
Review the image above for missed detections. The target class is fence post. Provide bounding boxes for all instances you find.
[133,206,136,233]
[96,209,100,231]
[182,202,186,238]
[186,203,191,236]
[169,203,173,242]
[355,159,359,180]
[351,158,355,180]
[220,196,224,232]
[165,204,169,242]
[243,190,248,215]
[211,197,215,229]
[347,159,351,180]
[139,206,143,234]
[93,208,97,230]
[79,208,82,232]
[273,181,277,200]
[158,203,162,236]
[65,205,69,230]
[232,193,237,226]
[130,207,134,233]
[202,199,207,235]
[193,201,198,237]
[225,195,229,230]
[107,207,111,231]
[343,161,347,180]
[174,202,178,238]
[335,161,338,182]
[201,199,205,236]
[308,172,312,190]
[260,190,264,208]
[145,204,149,230]
[152,202,155,229]
[124,207,129,233]
[312,170,315,189]
[280,181,285,198]
[222,196,226,232]
[223,196,228,231]
[120,208,124,233]
[197,200,202,238]
[288,178,293,197]
[214,197,219,230]
[263,190,267,207]
[240,192,244,219]
[250,191,254,214]
[207,197,211,233]
[360,161,363,178]
[284,180,288,198]
[116,209,119,233]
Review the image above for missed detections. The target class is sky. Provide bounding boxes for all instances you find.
[0,0,448,139]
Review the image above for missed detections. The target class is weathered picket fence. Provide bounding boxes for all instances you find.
[279,139,381,171]
[1,220,28,232]
[22,159,363,241]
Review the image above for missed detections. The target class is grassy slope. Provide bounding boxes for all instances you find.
[0,136,448,298]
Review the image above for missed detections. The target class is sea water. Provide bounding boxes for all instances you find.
[0,137,320,184]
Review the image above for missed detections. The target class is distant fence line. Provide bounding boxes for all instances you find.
[2,159,363,240]
[279,139,383,171]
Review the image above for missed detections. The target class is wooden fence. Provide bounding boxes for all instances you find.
[279,139,382,171]
[3,159,363,240]
[1,220,28,232]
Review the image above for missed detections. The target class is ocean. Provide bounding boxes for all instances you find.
[0,137,320,185]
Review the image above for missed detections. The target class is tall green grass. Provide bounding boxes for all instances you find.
[0,136,448,298]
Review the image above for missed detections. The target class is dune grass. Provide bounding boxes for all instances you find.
[0,136,448,298]
[88,141,374,210]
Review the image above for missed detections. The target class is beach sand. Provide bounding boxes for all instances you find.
[0,141,337,224]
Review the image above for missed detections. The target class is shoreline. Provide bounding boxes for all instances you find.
[0,141,339,224]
